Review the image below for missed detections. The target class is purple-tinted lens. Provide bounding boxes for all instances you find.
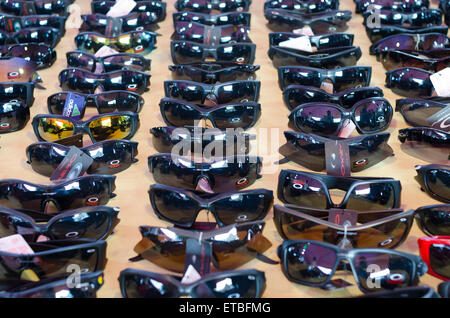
[375,34,416,52]
[282,173,328,209]
[387,68,433,97]
[293,105,342,135]
[67,52,96,72]
[59,69,98,93]
[423,34,449,51]
[175,22,206,42]
[102,55,147,72]
[354,100,392,132]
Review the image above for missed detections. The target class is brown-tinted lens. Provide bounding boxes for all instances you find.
[37,117,74,141]
[353,217,410,248]
[280,212,328,240]
[88,115,133,141]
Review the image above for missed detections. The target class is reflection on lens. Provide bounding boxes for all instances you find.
[89,115,133,141]
[420,206,450,235]
[426,169,450,201]
[124,274,177,298]
[194,274,258,298]
[282,173,327,209]
[37,117,74,141]
[429,244,450,279]
[347,183,395,210]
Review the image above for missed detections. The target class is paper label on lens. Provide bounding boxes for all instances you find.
[62,92,85,121]
[293,26,314,36]
[181,264,202,284]
[426,105,450,132]
[338,119,356,138]
[95,45,120,58]
[279,36,314,52]
[430,67,450,97]
[106,0,137,18]
[0,234,34,254]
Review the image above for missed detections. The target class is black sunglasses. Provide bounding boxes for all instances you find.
[278,65,372,90]
[119,268,266,298]
[370,33,450,56]
[283,85,384,110]
[148,153,263,193]
[363,8,443,27]
[175,0,251,13]
[91,1,166,21]
[396,98,448,127]
[280,131,393,172]
[264,0,339,13]
[277,239,427,293]
[365,24,449,43]
[172,22,252,45]
[0,0,70,16]
[0,101,30,133]
[398,127,449,163]
[0,81,34,106]
[0,43,56,69]
[172,11,251,26]
[414,204,450,236]
[47,91,144,115]
[441,0,450,25]
[268,32,354,48]
[0,205,120,241]
[268,46,362,68]
[355,0,430,13]
[149,183,273,228]
[377,50,450,72]
[0,27,61,48]
[80,13,160,35]
[288,97,393,136]
[415,164,450,203]
[277,169,402,210]
[0,14,67,34]
[385,67,434,98]
[170,40,256,64]
[26,140,139,177]
[357,285,441,298]
[0,175,116,212]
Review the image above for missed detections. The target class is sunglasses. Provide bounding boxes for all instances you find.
[370,33,450,55]
[32,112,140,144]
[439,280,450,297]
[172,22,252,45]
[378,50,450,72]
[268,46,362,68]
[169,62,259,84]
[264,0,339,13]
[150,125,254,155]
[91,1,166,21]
[278,65,372,90]
[0,14,67,34]
[0,56,41,84]
[58,68,151,94]
[396,98,448,127]
[278,239,427,293]
[0,43,56,69]
[133,221,271,272]
[0,0,69,15]
[0,27,61,48]
[277,169,402,210]
[149,184,273,228]
[441,0,450,25]
[75,31,157,55]
[0,239,107,280]
[363,9,443,27]
[268,32,354,49]
[172,11,251,26]
[0,101,30,133]
[356,0,430,13]
[288,98,393,136]
[119,268,265,298]
[48,91,144,116]
[174,0,251,13]
[0,271,104,298]
[66,50,151,73]
[164,80,260,104]
[398,127,449,163]
[0,205,119,241]
[0,81,34,106]
[159,98,261,130]
[357,285,440,298]
[170,40,256,64]
[26,140,139,177]
[265,9,352,33]
[273,204,413,249]
[415,164,450,203]
[283,85,384,110]
[418,236,450,280]
[148,153,263,193]
[385,67,434,98]
[80,13,160,35]
[415,204,450,236]
[365,24,449,43]
[280,131,393,172]
[0,175,116,212]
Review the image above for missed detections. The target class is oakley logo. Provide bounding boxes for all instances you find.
[388,273,405,284]
[65,231,79,238]
[292,183,303,190]
[126,84,138,91]
[7,72,20,79]
[108,159,121,168]
[235,57,245,64]
[377,116,385,123]
[227,293,241,298]
[236,215,248,222]
[354,158,368,167]
[236,177,248,187]
[136,26,144,31]
[134,45,144,53]
[0,123,10,129]
[86,197,99,205]
[379,238,393,247]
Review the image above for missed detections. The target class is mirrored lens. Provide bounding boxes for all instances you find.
[88,115,133,141]
[36,117,74,141]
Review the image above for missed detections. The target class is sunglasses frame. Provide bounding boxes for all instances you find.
[91,0,166,21]
[418,236,450,281]
[414,204,450,236]
[362,8,443,27]
[415,164,450,203]
[0,43,56,69]
[174,0,251,13]
[268,32,354,48]
[370,33,450,55]
[365,24,449,43]
[0,81,34,107]
[172,11,252,27]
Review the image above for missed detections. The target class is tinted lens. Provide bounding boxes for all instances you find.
[386,68,433,97]
[217,44,254,64]
[85,141,137,175]
[0,83,31,105]
[346,183,396,210]
[0,212,32,238]
[16,28,58,47]
[399,100,444,126]
[67,52,95,71]
[373,35,415,53]
[217,82,258,103]
[88,115,134,141]
[284,86,329,110]
[214,193,271,225]
[0,102,29,133]
[194,274,259,298]
[161,100,201,126]
[27,143,68,177]
[122,274,178,298]
[59,69,97,94]
[429,244,450,279]
[9,44,55,69]
[150,188,199,224]
[166,82,204,102]
[47,93,73,114]
[50,212,111,240]
[292,105,342,135]
[280,173,328,209]
[354,99,392,132]
[419,206,450,235]
[212,104,257,129]
[172,42,204,64]
[102,55,147,72]
[36,117,74,141]
[96,92,141,113]
[280,68,321,89]
[399,128,449,164]
[203,160,260,192]
[102,71,148,94]
[426,169,450,201]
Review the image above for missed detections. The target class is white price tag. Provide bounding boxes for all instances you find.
[106,0,136,18]
[95,45,120,58]
[181,265,202,284]
[338,119,356,138]
[293,26,314,36]
[430,67,450,97]
[279,36,313,52]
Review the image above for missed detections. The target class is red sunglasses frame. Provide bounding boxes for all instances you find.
[418,236,450,281]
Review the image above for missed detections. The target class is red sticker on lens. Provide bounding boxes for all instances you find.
[236,177,248,187]
[353,158,368,167]
[7,72,20,79]
[126,84,138,92]
[108,160,121,168]
[0,123,10,129]
[86,197,99,206]
[134,45,144,53]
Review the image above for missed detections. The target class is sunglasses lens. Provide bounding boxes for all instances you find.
[166,82,203,102]
[399,128,449,163]
[400,101,444,127]
[48,93,69,114]
[97,92,141,113]
[217,45,253,64]
[194,274,259,298]
[285,242,336,284]
[36,117,74,141]
[346,183,396,210]
[293,106,342,135]
[50,211,110,240]
[419,206,450,235]
[67,52,95,71]
[340,89,383,107]
[425,169,450,201]
[281,173,328,209]
[0,212,32,237]
[172,42,203,64]
[429,244,450,279]
[151,188,199,225]
[76,34,105,53]
[27,143,67,177]
[214,193,271,225]
[103,55,147,72]
[284,87,328,110]
[161,100,201,126]
[280,68,321,89]
[354,99,392,132]
[89,115,134,141]
[387,69,432,97]
[16,29,57,46]
[122,274,177,298]
[0,102,29,132]
[212,104,257,129]
[59,69,96,94]
[9,44,54,68]
[0,83,30,104]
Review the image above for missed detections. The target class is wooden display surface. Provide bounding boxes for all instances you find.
[0,0,447,298]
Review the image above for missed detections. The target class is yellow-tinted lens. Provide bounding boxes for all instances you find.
[115,34,133,53]
[37,118,74,141]
[89,115,133,141]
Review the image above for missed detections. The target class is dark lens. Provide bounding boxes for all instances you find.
[27,143,67,177]
[48,93,69,114]
[354,217,410,248]
[0,83,31,105]
[217,44,254,64]
[16,28,58,47]
[349,134,393,172]
[150,188,199,225]
[194,273,259,298]
[67,52,95,72]
[419,205,450,235]
[86,141,137,175]
[161,100,202,127]
[102,55,148,72]
[386,68,433,97]
[280,172,328,209]
[59,69,97,94]
[354,99,392,133]
[373,35,415,53]
[50,211,111,240]
[398,128,449,164]
[292,105,342,135]
[429,244,450,279]
[172,41,204,64]
[217,82,258,103]
[346,183,396,210]
[212,104,258,129]
[165,82,204,103]
[334,67,370,91]
[426,169,450,201]
[0,212,33,238]
[0,102,29,133]
[280,67,321,89]
[284,86,329,110]
[122,273,178,298]
[399,101,446,126]
[9,44,55,69]
[96,92,141,113]
[75,34,105,53]
[103,71,148,94]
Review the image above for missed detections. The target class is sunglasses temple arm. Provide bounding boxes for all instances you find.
[248,247,279,265]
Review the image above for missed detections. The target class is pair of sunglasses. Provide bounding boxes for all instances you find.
[160,98,261,130]
[133,221,271,272]
[278,239,427,293]
[26,140,139,177]
[265,9,352,33]
[119,268,265,298]
[48,91,144,115]
[0,14,67,34]
[32,112,140,144]
[92,1,166,21]
[0,81,34,106]
[273,204,413,249]
[283,85,384,110]
[264,0,339,13]
[288,97,393,136]
[378,50,450,72]
[0,205,119,241]
[358,285,440,298]
[0,271,104,298]
[66,51,150,73]
[169,62,259,83]
[172,22,252,45]
[415,164,450,203]
[0,43,56,69]
[363,9,443,27]
[0,175,116,212]
[0,56,41,84]
[277,169,402,210]
[0,0,69,16]
[170,40,256,64]
[148,154,262,193]
[173,11,251,26]
[278,65,372,90]
[149,184,273,228]
[370,33,450,56]
[75,31,157,55]
[150,126,255,156]
[80,13,160,35]
[0,239,107,280]
[269,32,354,49]
[415,204,450,236]
[418,236,450,280]
[58,68,151,94]
[0,27,61,48]
[0,101,30,133]
[396,98,448,127]
[355,0,430,13]
[269,46,362,68]
[365,24,449,43]
[280,131,393,172]
[175,0,251,13]
[385,67,435,98]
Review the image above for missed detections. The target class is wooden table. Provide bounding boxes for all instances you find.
[1,0,447,298]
